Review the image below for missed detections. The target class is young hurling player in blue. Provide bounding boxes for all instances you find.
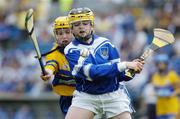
[40,16,75,116]
[64,7,144,119]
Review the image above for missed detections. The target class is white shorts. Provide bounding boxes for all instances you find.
[70,85,133,118]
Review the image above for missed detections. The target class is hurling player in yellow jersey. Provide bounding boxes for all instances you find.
[152,54,180,119]
[40,16,75,116]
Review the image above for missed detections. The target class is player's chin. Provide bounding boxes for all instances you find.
[61,44,67,48]
[62,42,70,47]
[79,32,87,37]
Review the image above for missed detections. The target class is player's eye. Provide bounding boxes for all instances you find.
[64,29,70,34]
[73,22,81,27]
[55,30,63,35]
[65,30,70,34]
[82,21,90,25]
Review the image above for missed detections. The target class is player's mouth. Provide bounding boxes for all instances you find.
[62,40,69,44]
[79,31,86,35]
[80,30,85,33]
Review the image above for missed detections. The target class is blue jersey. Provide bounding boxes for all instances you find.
[64,35,130,94]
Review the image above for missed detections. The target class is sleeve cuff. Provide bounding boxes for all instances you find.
[45,65,55,74]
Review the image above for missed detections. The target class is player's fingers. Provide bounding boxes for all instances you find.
[40,76,47,81]
[140,60,145,65]
[126,61,144,70]
[135,62,144,72]
[41,75,51,81]
[138,63,143,70]
[134,60,145,65]
[133,58,141,62]
[137,60,144,67]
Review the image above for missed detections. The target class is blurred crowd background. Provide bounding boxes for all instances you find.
[0,0,179,119]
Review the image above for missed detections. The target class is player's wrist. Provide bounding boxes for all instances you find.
[45,69,54,75]
[117,62,127,72]
[125,62,133,69]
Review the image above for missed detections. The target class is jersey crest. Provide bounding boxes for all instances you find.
[100,47,109,59]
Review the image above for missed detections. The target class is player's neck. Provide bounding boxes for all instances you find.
[76,35,93,44]
[86,37,92,44]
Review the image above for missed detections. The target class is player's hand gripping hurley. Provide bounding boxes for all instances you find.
[127,28,175,76]
[25,9,46,75]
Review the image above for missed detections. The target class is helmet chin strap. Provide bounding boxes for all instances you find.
[74,31,93,42]
[60,44,66,49]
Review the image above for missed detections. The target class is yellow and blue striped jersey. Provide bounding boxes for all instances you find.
[152,70,180,116]
[45,45,76,96]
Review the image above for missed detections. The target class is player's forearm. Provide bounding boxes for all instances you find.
[83,62,127,81]
[45,65,55,73]
[45,66,55,74]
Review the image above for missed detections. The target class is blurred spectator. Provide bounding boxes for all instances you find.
[0,107,9,119]
[142,77,157,119]
[170,34,180,75]
[151,54,180,119]
[13,105,35,119]
[44,108,56,119]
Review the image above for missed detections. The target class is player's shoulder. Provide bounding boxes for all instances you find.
[94,35,114,48]
[94,35,110,42]
[42,44,59,58]
[64,41,78,55]
[151,72,159,79]
[168,70,178,77]
[46,49,59,58]
[51,43,58,50]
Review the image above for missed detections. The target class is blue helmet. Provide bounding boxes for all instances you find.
[154,54,169,63]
